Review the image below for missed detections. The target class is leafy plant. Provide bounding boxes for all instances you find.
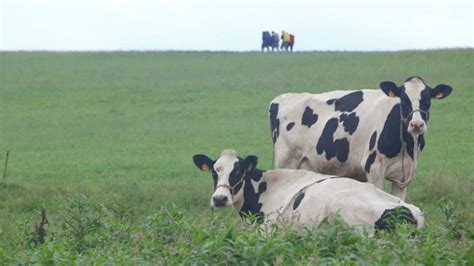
[439,197,470,240]
[60,194,104,252]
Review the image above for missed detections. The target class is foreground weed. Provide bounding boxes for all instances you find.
[24,209,49,247]
[438,197,470,240]
[60,194,104,252]
[147,204,186,244]
[103,194,134,222]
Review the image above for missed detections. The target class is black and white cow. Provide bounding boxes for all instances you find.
[193,149,424,232]
[269,76,452,200]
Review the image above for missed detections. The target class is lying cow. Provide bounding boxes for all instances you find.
[193,149,424,232]
[269,76,452,200]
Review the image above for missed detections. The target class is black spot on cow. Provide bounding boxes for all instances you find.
[316,118,350,162]
[378,105,402,158]
[339,112,359,135]
[419,88,432,121]
[378,104,425,159]
[375,206,416,232]
[229,160,264,195]
[405,133,426,159]
[248,169,263,181]
[418,135,425,151]
[233,182,243,194]
[211,171,218,189]
[293,192,305,210]
[326,98,336,105]
[269,103,280,144]
[339,113,347,121]
[301,106,318,128]
[369,131,377,150]
[286,122,295,131]
[228,161,242,187]
[239,168,266,223]
[399,91,414,120]
[365,151,376,173]
[334,91,364,112]
[258,182,267,194]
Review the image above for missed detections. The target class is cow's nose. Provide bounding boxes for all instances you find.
[212,195,228,207]
[409,121,425,133]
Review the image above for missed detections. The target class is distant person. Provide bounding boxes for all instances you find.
[261,31,272,52]
[271,31,280,51]
[280,31,289,50]
[289,34,295,52]
[262,31,280,52]
[280,31,295,52]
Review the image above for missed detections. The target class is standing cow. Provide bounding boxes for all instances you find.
[269,77,452,200]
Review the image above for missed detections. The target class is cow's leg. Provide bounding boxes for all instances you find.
[274,144,303,169]
[363,152,385,189]
[391,183,407,201]
[367,172,385,190]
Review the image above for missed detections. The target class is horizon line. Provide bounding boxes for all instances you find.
[1,47,473,53]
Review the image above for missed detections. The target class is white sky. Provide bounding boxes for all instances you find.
[1,0,473,51]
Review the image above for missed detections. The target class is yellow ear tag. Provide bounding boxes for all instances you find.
[388,91,396,97]
[435,92,443,99]
[202,164,209,171]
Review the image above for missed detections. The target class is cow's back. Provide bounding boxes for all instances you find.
[300,178,424,229]
[258,170,424,229]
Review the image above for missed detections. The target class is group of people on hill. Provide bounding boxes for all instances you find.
[261,31,295,52]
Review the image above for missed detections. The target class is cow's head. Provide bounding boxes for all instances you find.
[193,149,257,208]
[380,76,452,135]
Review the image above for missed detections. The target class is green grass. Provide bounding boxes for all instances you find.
[1,50,473,264]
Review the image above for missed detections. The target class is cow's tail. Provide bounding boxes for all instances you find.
[374,206,420,232]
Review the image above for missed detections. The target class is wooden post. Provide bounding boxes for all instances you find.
[3,150,9,180]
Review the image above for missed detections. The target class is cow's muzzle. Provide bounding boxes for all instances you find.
[402,109,429,135]
[212,195,229,207]
[408,120,426,135]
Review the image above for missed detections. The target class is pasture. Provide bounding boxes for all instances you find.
[0,50,473,264]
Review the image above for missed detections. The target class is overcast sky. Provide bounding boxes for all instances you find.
[1,0,473,51]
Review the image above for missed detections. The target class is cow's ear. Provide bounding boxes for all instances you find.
[431,84,452,100]
[380,81,401,98]
[193,154,214,172]
[243,155,258,172]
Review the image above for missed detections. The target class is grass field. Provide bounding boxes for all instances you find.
[1,50,473,264]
